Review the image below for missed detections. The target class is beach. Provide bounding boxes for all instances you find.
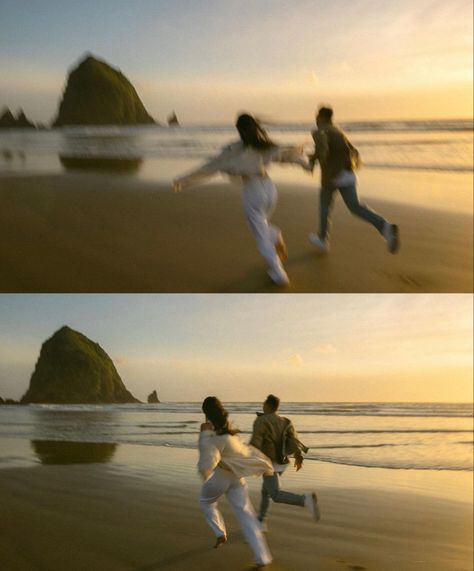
[0,441,472,571]
[0,169,472,293]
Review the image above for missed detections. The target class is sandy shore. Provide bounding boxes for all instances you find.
[0,172,472,292]
[0,443,472,571]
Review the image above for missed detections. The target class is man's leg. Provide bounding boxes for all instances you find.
[319,186,336,240]
[339,184,385,234]
[309,186,335,251]
[261,472,305,515]
[258,477,272,522]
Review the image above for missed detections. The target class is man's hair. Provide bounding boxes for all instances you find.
[317,106,333,121]
[264,394,280,412]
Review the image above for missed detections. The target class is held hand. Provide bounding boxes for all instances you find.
[200,421,213,432]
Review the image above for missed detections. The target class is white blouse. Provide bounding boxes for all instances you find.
[198,429,273,481]
[175,141,310,190]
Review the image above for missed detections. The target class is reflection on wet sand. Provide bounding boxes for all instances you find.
[59,154,143,172]
[59,131,143,172]
[31,440,117,464]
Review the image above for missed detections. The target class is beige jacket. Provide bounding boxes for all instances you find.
[250,412,308,465]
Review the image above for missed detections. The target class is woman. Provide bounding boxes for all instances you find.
[172,114,310,286]
[198,396,273,568]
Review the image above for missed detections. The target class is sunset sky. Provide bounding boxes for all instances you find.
[0,294,472,402]
[1,0,472,123]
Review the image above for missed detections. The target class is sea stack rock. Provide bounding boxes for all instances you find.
[167,111,179,127]
[53,54,155,127]
[0,107,36,128]
[21,326,140,404]
[147,390,160,404]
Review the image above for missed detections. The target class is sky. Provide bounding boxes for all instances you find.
[0,0,472,123]
[0,294,472,403]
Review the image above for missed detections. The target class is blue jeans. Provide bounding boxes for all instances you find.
[320,184,386,240]
[258,472,305,522]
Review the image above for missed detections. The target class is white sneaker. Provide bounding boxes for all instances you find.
[267,267,290,286]
[308,233,330,253]
[304,492,321,522]
[383,222,400,254]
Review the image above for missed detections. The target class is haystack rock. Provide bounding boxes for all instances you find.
[53,54,156,127]
[21,326,140,404]
[147,390,160,404]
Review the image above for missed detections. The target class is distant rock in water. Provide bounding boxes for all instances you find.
[0,107,36,129]
[53,54,156,127]
[167,111,179,127]
[147,390,160,404]
[21,326,140,404]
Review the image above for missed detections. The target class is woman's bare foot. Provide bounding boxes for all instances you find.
[275,233,288,261]
[214,535,227,549]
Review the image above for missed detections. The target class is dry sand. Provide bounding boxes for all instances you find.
[0,173,472,292]
[1,455,472,571]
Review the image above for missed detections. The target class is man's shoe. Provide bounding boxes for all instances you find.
[267,267,290,286]
[304,492,321,522]
[308,233,330,253]
[214,535,227,548]
[383,223,400,254]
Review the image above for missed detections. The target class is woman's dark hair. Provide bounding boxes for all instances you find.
[202,396,239,435]
[235,113,275,150]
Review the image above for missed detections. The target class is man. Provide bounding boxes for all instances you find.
[308,105,400,254]
[250,394,320,530]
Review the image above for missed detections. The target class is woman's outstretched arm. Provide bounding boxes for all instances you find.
[271,145,312,171]
[172,145,235,192]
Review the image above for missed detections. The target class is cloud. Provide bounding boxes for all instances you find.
[288,353,303,367]
[314,343,337,354]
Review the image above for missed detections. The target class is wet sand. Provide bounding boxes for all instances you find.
[0,172,472,292]
[0,443,472,571]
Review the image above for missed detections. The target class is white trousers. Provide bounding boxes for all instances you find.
[199,467,272,566]
[241,176,286,279]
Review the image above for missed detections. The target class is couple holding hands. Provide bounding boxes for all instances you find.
[198,395,320,569]
[173,106,400,286]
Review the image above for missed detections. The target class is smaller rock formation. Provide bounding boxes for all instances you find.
[167,111,179,127]
[147,390,160,404]
[0,107,36,128]
[0,398,20,405]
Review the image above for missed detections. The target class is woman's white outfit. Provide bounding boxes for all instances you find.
[174,142,309,285]
[198,429,273,566]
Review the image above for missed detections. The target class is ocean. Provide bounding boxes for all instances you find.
[0,402,472,472]
[0,119,473,181]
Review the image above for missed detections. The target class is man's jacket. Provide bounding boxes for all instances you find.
[250,412,308,465]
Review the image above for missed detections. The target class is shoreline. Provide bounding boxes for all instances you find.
[1,172,472,293]
[1,442,472,571]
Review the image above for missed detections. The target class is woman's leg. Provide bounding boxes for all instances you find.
[199,468,230,539]
[226,476,272,566]
[242,178,288,284]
